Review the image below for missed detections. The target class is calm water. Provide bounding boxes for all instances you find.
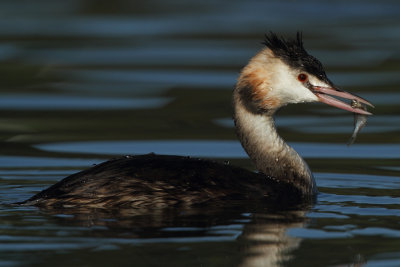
[1,0,400,266]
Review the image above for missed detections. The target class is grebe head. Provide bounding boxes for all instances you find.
[236,32,373,114]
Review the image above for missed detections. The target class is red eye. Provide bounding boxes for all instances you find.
[297,73,308,82]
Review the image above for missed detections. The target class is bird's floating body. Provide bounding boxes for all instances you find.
[20,32,373,209]
[22,154,309,209]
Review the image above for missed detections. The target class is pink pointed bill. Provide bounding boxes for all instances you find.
[313,86,374,115]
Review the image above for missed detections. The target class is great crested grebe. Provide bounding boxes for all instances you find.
[20,33,372,209]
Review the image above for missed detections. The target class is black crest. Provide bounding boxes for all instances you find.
[263,32,332,85]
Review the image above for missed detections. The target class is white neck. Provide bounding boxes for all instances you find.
[233,95,317,195]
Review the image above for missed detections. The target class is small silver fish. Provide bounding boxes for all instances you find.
[347,100,368,146]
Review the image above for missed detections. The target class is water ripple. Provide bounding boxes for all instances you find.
[35,140,400,159]
[0,95,171,110]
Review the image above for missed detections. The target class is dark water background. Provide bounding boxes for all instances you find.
[0,0,399,266]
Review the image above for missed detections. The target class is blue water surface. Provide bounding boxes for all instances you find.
[0,1,399,266]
